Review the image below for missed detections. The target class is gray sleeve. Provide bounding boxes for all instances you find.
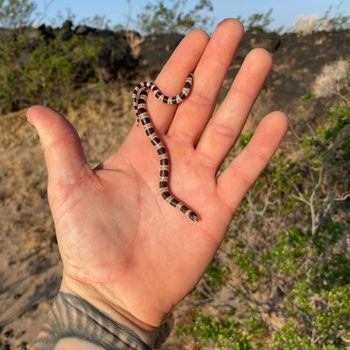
[32,292,152,350]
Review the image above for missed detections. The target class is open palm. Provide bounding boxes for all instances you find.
[26,19,287,329]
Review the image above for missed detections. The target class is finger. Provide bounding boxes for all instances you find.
[145,29,209,134]
[26,105,91,186]
[217,111,288,211]
[196,48,272,169]
[167,18,244,144]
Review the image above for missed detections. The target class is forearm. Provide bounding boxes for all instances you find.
[31,292,155,350]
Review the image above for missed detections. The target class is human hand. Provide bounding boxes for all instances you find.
[27,18,287,344]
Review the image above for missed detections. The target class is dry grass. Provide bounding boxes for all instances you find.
[313,59,350,98]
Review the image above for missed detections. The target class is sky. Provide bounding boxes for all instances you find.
[32,0,350,32]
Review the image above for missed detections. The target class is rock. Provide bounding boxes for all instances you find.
[93,30,137,81]
[138,33,184,76]
[37,23,55,41]
[237,28,281,61]
[60,20,74,41]
[75,25,94,35]
[62,20,73,33]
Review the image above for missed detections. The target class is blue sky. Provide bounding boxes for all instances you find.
[33,0,350,31]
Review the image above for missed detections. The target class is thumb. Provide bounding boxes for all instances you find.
[26,105,91,187]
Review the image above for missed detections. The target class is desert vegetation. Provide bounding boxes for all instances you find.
[179,77,350,348]
[0,0,349,349]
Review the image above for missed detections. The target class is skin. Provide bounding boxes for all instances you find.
[27,19,288,348]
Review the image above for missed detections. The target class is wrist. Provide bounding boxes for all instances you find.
[60,276,159,347]
[33,291,153,350]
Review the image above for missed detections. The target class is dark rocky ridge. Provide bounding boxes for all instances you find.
[0,20,349,120]
[1,21,349,106]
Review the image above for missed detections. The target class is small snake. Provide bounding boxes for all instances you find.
[132,74,199,222]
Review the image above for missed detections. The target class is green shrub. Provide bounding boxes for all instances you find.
[181,86,350,348]
[0,28,103,113]
[204,260,229,289]
[178,310,251,350]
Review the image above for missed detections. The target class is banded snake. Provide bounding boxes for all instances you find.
[133,74,199,222]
